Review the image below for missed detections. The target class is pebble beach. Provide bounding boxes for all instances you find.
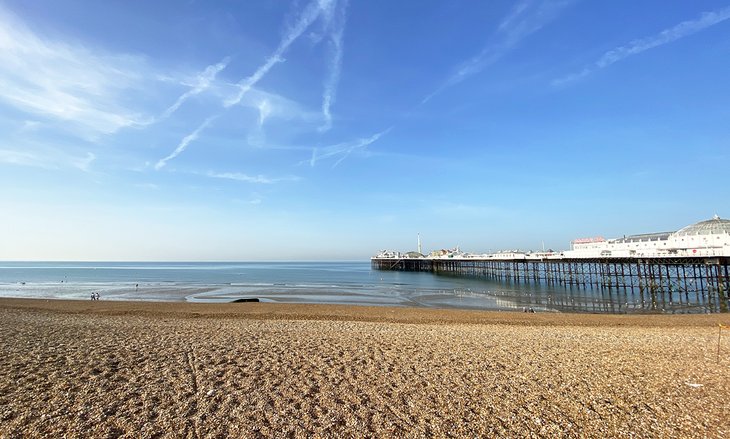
[1,298,729,438]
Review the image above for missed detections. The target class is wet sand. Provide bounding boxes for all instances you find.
[1,298,729,438]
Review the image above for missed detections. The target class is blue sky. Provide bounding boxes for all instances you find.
[1,0,728,261]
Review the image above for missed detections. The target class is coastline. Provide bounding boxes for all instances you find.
[0,297,727,326]
[2,298,729,437]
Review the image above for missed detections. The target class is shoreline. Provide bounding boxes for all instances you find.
[2,297,728,327]
[2,298,729,437]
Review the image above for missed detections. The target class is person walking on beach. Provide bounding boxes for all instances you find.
[90,292,95,301]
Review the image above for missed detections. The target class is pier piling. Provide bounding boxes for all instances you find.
[372,256,730,310]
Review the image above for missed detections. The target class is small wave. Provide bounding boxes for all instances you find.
[229,283,275,287]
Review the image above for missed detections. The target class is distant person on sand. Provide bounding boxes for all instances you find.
[90,292,95,301]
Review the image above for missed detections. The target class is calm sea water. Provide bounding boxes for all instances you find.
[0,261,721,313]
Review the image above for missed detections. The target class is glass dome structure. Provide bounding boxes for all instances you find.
[672,215,730,236]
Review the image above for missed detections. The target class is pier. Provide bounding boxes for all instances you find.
[371,256,730,312]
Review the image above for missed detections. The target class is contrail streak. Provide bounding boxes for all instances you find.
[423,0,568,104]
[162,57,230,118]
[319,0,348,132]
[309,127,392,168]
[553,6,730,85]
[155,116,217,170]
[224,0,335,108]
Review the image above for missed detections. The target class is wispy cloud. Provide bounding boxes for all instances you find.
[161,57,230,119]
[155,116,217,170]
[318,0,348,132]
[423,0,569,103]
[72,152,96,172]
[206,171,299,184]
[217,86,321,127]
[553,6,730,86]
[0,6,152,137]
[234,98,269,149]
[257,99,272,128]
[0,149,56,169]
[307,127,391,168]
[245,99,274,148]
[0,145,97,171]
[224,0,335,108]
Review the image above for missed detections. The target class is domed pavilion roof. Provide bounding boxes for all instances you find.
[673,215,730,236]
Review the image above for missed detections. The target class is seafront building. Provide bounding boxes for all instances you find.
[565,215,730,258]
[374,216,730,260]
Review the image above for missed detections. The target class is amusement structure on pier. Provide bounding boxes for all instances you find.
[374,216,730,260]
[371,217,730,308]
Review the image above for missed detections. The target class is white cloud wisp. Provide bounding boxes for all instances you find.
[318,0,348,132]
[423,0,569,103]
[224,0,337,108]
[0,145,97,171]
[0,6,152,137]
[308,127,391,168]
[553,6,730,85]
[0,148,56,169]
[155,116,218,170]
[161,57,231,119]
[206,171,299,184]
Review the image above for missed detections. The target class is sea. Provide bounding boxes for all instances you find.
[0,261,723,314]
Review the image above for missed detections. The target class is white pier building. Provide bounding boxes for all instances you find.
[374,216,730,260]
[565,215,730,258]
